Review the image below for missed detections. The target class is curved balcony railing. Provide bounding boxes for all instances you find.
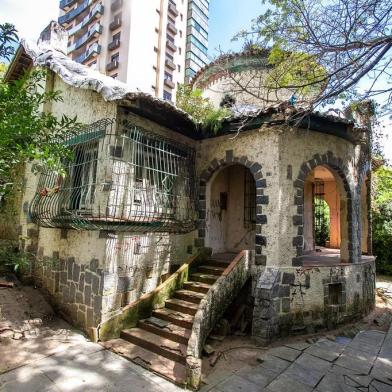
[29,119,197,233]
[68,23,103,53]
[60,0,78,11]
[74,42,101,63]
[59,0,94,25]
[68,3,104,37]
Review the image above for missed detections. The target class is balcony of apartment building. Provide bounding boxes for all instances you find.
[59,0,93,25]
[111,0,122,12]
[168,1,179,17]
[68,3,104,37]
[164,72,175,89]
[167,22,178,35]
[109,14,122,31]
[68,23,103,53]
[166,36,177,52]
[74,41,101,63]
[106,53,119,71]
[165,57,176,71]
[59,0,78,11]
[108,35,121,51]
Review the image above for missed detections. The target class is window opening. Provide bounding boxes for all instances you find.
[313,180,330,247]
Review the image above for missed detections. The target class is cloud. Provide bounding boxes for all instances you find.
[0,0,58,41]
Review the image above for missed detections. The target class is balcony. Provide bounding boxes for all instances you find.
[109,18,122,30]
[106,60,119,71]
[111,0,122,12]
[164,78,175,89]
[168,3,179,17]
[108,39,120,50]
[59,0,92,25]
[60,0,78,11]
[68,23,103,53]
[165,58,176,70]
[68,3,104,37]
[167,22,178,35]
[74,42,101,63]
[166,40,177,52]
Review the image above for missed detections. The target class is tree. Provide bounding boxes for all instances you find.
[0,24,81,200]
[176,84,230,133]
[0,23,18,60]
[372,165,392,275]
[233,0,392,114]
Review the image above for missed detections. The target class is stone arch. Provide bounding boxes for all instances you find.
[197,149,268,266]
[292,151,355,265]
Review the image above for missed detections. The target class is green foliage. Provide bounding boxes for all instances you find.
[176,84,230,133]
[373,165,392,275]
[0,23,18,61]
[0,69,81,198]
[314,198,330,246]
[0,63,7,79]
[0,246,30,273]
[266,45,327,95]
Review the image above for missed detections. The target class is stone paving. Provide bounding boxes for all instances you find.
[0,338,183,392]
[201,325,392,392]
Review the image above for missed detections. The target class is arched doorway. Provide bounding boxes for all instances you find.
[205,164,256,253]
[302,165,350,263]
[360,175,370,255]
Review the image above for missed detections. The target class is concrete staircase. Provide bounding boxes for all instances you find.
[104,253,234,386]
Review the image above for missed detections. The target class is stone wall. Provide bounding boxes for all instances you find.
[253,260,376,344]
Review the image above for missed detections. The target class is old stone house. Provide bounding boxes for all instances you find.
[2,24,375,388]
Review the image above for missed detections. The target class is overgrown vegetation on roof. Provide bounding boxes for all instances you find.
[176,84,230,134]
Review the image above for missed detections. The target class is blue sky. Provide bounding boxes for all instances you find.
[208,0,266,58]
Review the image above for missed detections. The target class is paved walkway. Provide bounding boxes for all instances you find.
[0,338,183,392]
[201,326,392,391]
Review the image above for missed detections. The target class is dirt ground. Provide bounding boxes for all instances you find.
[0,276,93,374]
[201,274,392,383]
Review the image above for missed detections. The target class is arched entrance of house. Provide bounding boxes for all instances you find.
[205,164,256,253]
[302,165,350,263]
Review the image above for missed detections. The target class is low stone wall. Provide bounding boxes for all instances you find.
[186,250,251,389]
[33,253,105,331]
[252,259,376,344]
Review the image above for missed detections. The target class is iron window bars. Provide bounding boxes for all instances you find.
[30,118,197,233]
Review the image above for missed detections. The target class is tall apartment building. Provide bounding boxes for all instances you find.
[59,0,197,102]
[185,0,209,82]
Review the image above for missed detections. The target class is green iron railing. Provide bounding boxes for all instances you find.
[30,118,197,233]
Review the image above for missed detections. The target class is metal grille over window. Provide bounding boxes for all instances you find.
[30,118,197,232]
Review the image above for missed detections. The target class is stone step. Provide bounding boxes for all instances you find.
[212,252,237,261]
[138,318,191,345]
[103,338,187,386]
[152,308,194,329]
[204,259,231,268]
[121,328,187,364]
[173,289,205,304]
[190,272,218,285]
[183,281,211,294]
[197,265,226,276]
[165,298,199,316]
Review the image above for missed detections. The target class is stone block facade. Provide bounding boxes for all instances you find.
[253,261,376,344]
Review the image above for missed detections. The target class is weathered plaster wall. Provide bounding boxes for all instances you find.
[18,73,197,333]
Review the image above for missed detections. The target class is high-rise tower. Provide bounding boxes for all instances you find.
[59,0,197,101]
